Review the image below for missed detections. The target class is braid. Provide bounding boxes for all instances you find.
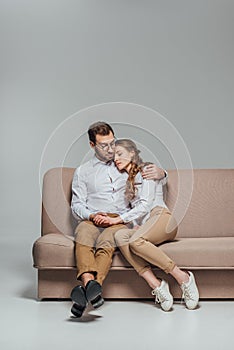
[115,139,151,201]
[125,151,146,201]
[125,162,140,201]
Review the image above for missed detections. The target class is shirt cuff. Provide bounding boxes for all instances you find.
[119,212,131,224]
[159,170,168,185]
[72,208,92,221]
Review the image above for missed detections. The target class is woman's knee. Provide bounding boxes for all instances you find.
[166,216,178,239]
[115,229,131,247]
[129,237,146,253]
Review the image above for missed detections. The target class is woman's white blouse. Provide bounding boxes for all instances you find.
[120,172,168,225]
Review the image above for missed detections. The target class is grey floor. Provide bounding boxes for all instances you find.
[1,236,234,350]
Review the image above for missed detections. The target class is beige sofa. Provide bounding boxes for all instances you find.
[32,168,234,300]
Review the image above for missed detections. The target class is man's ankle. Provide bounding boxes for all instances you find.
[81,272,95,287]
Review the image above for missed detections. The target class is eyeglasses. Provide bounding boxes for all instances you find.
[95,138,116,151]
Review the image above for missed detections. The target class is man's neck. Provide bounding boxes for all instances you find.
[94,153,113,164]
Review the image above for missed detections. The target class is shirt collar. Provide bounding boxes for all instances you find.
[92,155,113,167]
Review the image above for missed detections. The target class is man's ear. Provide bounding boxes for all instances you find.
[90,141,95,149]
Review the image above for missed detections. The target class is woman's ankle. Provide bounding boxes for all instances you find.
[170,266,189,285]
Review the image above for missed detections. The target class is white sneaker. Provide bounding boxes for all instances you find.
[180,271,199,310]
[152,280,173,311]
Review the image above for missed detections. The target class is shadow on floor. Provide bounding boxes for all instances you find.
[66,304,103,323]
[67,313,103,323]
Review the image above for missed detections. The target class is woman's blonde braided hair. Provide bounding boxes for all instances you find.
[115,139,151,201]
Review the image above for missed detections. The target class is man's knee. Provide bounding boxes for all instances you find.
[96,229,116,249]
[75,221,98,246]
[75,220,94,232]
[75,228,87,244]
[96,236,115,249]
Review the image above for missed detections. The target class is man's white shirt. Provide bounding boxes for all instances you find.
[71,156,129,221]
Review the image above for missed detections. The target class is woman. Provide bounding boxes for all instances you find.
[96,139,199,311]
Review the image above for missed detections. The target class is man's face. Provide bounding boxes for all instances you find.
[90,132,116,162]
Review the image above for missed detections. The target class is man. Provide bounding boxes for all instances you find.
[70,121,167,317]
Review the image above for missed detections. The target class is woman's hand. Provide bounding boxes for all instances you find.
[107,216,123,225]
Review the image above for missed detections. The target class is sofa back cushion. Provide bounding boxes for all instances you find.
[41,168,234,238]
[166,169,234,238]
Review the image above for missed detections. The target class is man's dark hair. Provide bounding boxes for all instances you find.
[88,121,115,143]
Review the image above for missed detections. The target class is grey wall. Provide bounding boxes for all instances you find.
[1,0,234,240]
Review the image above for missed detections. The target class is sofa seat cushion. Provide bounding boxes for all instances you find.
[33,233,75,268]
[157,237,234,268]
[113,237,234,269]
[33,234,234,269]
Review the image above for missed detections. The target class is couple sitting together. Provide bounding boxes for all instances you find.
[70,121,199,317]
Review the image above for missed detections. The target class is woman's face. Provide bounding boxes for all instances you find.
[114,145,134,171]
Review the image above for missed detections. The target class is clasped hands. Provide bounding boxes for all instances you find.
[89,212,123,227]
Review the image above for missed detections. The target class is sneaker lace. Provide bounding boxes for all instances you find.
[181,284,195,301]
[152,289,167,304]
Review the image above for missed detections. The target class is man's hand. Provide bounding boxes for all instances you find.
[141,164,166,180]
[89,212,106,222]
[93,214,110,227]
[89,212,109,227]
[92,214,123,227]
